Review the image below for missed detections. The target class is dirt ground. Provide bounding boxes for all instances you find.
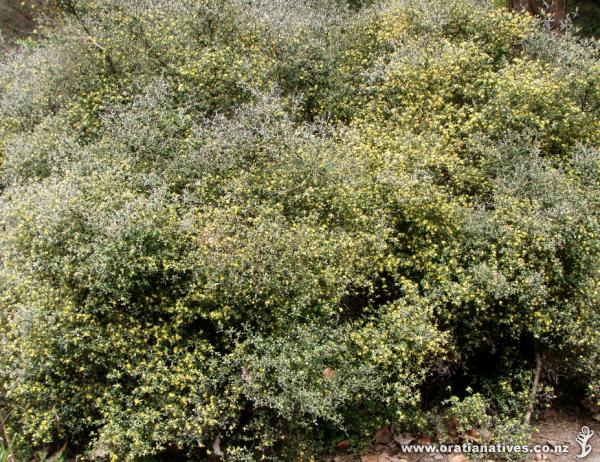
[529,411,600,462]
[333,410,600,462]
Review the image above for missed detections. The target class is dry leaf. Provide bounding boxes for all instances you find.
[375,426,393,444]
[416,435,434,445]
[337,439,351,450]
[450,455,469,462]
[333,456,353,462]
[361,454,380,462]
[393,434,415,445]
[464,428,481,442]
[446,414,459,437]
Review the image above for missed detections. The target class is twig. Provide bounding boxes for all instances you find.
[62,0,117,74]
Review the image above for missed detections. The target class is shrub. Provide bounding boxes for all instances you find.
[0,0,598,460]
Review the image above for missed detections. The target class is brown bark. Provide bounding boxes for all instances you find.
[524,347,544,425]
[507,0,515,11]
[527,0,539,15]
[551,0,567,31]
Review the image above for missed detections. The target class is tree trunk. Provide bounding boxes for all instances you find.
[551,0,567,31]
[527,0,539,15]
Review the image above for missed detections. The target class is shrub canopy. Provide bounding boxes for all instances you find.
[0,0,598,460]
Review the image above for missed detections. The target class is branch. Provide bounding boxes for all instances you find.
[0,412,10,450]
[524,346,544,425]
[62,0,117,74]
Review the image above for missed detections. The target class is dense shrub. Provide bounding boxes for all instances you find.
[0,0,598,460]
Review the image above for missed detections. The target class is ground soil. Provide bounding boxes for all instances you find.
[333,409,600,462]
